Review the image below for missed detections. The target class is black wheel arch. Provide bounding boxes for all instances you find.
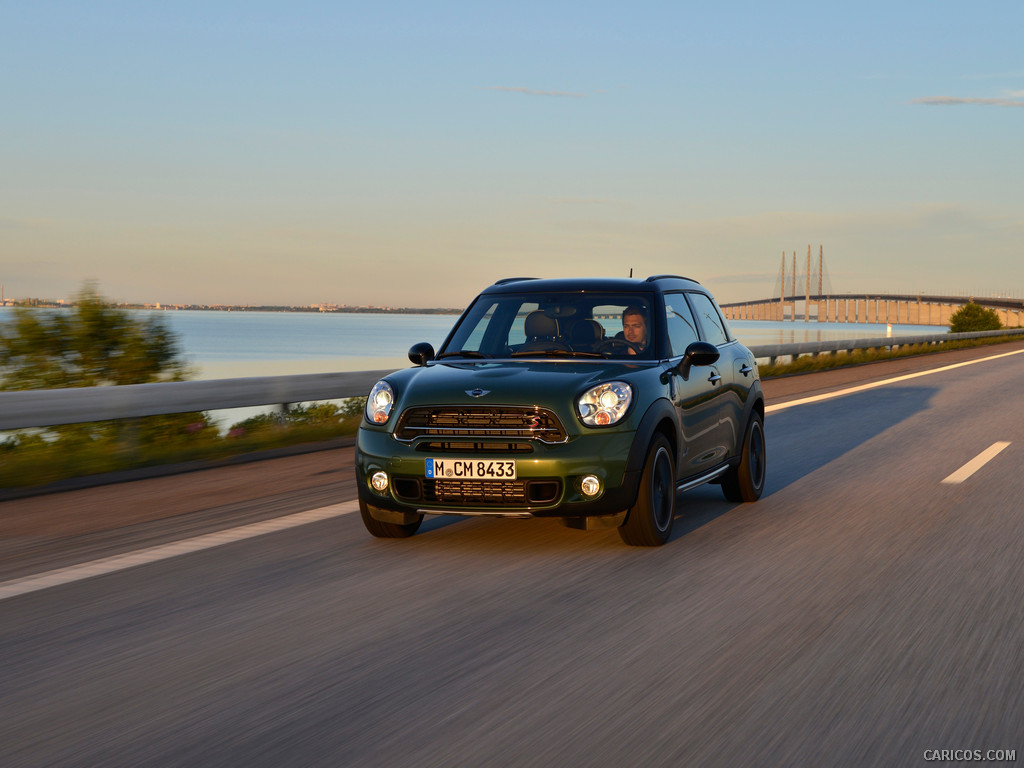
[741,384,765,440]
[625,398,681,476]
[727,386,765,469]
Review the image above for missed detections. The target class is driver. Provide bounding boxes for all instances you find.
[620,306,648,355]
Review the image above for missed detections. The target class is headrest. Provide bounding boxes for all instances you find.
[570,319,604,344]
[524,311,558,338]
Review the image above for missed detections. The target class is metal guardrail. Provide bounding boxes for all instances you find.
[2,329,1023,431]
[0,370,394,431]
[746,328,1024,365]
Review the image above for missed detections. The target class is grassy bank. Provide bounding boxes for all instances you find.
[757,333,1024,378]
[1,401,364,491]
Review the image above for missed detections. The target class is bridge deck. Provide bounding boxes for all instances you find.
[719,294,1024,327]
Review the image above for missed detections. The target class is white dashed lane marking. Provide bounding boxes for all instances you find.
[941,442,1012,485]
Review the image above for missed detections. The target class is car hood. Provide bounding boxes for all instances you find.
[385,359,658,409]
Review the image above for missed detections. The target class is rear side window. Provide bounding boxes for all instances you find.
[664,293,700,357]
[688,292,731,346]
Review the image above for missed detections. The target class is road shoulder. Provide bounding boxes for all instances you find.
[761,339,1024,405]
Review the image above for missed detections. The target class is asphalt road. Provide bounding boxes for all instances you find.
[2,344,1024,767]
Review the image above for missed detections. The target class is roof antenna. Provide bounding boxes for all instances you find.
[629,268,633,278]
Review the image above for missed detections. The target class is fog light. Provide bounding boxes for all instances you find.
[371,471,389,493]
[580,475,601,497]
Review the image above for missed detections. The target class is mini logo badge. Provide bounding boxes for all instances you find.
[466,388,490,398]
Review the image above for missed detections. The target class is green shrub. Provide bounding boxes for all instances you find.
[949,302,1002,333]
[0,284,366,490]
[0,284,190,389]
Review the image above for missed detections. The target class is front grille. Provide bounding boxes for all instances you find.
[394,407,568,444]
[431,479,562,506]
[414,441,534,454]
[392,477,563,507]
[434,479,528,505]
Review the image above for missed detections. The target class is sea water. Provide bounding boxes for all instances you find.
[1,307,940,380]
[137,312,942,377]
[0,307,946,430]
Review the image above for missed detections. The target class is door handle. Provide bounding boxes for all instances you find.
[739,365,753,377]
[707,372,722,385]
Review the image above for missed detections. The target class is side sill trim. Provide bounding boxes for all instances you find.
[676,465,729,493]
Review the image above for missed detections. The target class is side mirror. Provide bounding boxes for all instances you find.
[684,341,720,367]
[675,341,720,379]
[408,342,435,366]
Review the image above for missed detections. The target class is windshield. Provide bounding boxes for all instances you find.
[440,292,657,360]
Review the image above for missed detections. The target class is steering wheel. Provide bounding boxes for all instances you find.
[596,338,642,356]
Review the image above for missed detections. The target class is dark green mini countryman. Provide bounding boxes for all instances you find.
[356,275,766,546]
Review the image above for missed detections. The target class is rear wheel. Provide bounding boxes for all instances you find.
[721,412,766,503]
[619,434,676,546]
[359,498,423,538]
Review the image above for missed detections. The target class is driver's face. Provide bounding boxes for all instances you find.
[623,314,646,346]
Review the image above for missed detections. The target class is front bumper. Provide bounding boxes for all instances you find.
[355,426,642,520]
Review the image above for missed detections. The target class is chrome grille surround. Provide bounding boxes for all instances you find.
[393,406,568,444]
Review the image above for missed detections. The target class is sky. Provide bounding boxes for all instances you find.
[2,1,1022,309]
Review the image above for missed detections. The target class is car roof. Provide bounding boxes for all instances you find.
[482,275,705,296]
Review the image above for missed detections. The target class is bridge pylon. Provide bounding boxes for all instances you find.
[721,248,1024,327]
[775,245,825,322]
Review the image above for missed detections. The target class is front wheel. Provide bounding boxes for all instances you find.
[619,434,676,546]
[721,412,766,503]
[359,498,423,538]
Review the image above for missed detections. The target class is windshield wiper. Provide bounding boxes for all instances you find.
[437,350,491,359]
[509,349,603,358]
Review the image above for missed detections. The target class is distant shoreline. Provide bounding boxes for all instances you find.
[0,302,463,315]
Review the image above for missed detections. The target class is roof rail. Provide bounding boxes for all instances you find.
[646,274,699,284]
[493,277,538,285]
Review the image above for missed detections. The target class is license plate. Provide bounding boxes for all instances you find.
[426,458,517,480]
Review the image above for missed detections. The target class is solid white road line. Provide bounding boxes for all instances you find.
[941,442,1012,485]
[765,348,1024,413]
[0,501,360,602]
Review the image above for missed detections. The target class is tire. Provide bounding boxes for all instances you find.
[359,498,423,538]
[619,434,676,546]
[721,412,766,503]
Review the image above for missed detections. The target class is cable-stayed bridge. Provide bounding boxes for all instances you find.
[717,247,1024,328]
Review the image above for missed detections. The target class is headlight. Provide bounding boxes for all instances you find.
[365,380,395,424]
[577,381,632,427]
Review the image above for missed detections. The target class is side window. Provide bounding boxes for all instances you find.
[593,304,625,338]
[448,299,495,354]
[506,303,539,346]
[460,301,497,352]
[688,292,731,346]
[664,294,700,357]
